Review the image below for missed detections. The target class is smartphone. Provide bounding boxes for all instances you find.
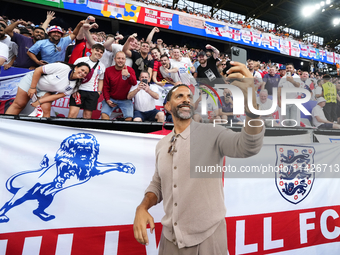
[222,47,247,76]
[230,46,247,65]
[142,79,148,84]
[286,72,291,77]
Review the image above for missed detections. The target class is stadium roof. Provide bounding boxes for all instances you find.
[189,0,340,46]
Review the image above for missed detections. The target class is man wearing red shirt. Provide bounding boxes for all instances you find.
[101,51,137,121]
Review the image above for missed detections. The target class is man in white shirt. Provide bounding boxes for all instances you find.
[0,41,9,66]
[68,44,106,119]
[127,71,165,122]
[155,54,181,86]
[170,48,196,86]
[312,97,340,129]
[248,59,264,93]
[278,63,302,126]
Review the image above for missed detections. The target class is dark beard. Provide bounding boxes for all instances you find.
[172,103,194,120]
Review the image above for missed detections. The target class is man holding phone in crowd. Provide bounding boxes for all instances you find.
[278,63,302,126]
[127,71,164,122]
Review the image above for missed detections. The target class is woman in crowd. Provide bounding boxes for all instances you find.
[6,62,90,117]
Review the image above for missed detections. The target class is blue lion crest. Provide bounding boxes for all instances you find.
[275,145,315,204]
[0,133,135,223]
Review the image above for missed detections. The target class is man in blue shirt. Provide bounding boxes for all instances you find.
[27,21,83,65]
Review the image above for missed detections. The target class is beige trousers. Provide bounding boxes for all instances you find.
[158,220,228,255]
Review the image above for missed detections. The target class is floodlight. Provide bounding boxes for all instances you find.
[326,0,331,4]
[301,62,304,66]
[320,1,325,6]
[315,4,320,9]
[302,6,315,17]
[322,8,325,12]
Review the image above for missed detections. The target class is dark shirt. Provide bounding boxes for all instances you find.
[197,57,221,87]
[263,73,280,95]
[11,33,38,68]
[218,96,233,113]
[131,51,153,79]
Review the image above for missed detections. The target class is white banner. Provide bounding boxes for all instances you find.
[1,119,340,254]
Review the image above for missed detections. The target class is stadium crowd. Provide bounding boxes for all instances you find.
[1,11,340,129]
[132,0,339,53]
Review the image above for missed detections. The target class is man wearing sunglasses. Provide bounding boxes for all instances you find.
[27,20,84,65]
[133,62,265,254]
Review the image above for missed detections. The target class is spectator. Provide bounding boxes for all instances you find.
[248,59,264,92]
[217,88,240,123]
[0,20,18,70]
[278,63,301,126]
[68,16,97,64]
[0,41,9,66]
[5,20,46,69]
[193,85,220,123]
[336,80,340,124]
[0,19,11,45]
[314,79,323,99]
[104,34,134,67]
[150,47,163,83]
[279,65,286,78]
[101,51,137,121]
[321,74,337,122]
[68,44,106,119]
[263,65,280,96]
[196,44,221,87]
[127,71,164,122]
[299,71,314,99]
[27,20,84,65]
[170,47,196,86]
[6,62,90,117]
[312,97,340,129]
[154,54,181,86]
[123,33,153,81]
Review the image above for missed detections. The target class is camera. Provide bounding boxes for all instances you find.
[142,79,148,84]
[226,93,231,97]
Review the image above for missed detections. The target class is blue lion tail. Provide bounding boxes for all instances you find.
[6,155,50,194]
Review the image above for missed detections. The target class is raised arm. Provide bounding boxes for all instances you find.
[122,34,136,58]
[83,23,99,47]
[41,11,56,32]
[69,20,85,41]
[76,15,96,40]
[146,27,159,44]
[4,20,27,38]
[206,44,220,60]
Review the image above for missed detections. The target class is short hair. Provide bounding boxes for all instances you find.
[141,41,149,47]
[160,54,169,59]
[260,89,268,94]
[92,43,105,52]
[151,47,160,53]
[33,26,45,33]
[323,74,331,80]
[139,71,150,77]
[166,84,190,101]
[115,51,126,58]
[286,63,294,68]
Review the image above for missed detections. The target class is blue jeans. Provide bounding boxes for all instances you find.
[101,98,133,119]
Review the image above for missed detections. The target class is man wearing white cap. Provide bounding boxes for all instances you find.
[312,97,340,129]
[27,21,84,65]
